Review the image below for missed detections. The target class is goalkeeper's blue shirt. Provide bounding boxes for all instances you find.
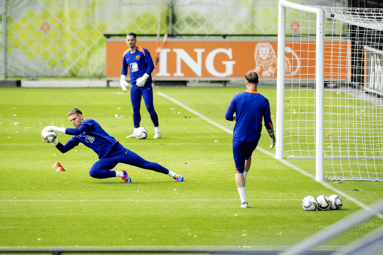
[121,46,154,88]
[56,119,118,159]
[225,89,273,142]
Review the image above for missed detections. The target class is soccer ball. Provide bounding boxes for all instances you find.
[316,195,331,211]
[134,127,148,139]
[41,129,57,143]
[302,196,318,211]
[329,194,343,210]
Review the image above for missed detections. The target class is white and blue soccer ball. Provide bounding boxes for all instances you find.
[329,194,343,210]
[316,195,331,211]
[41,129,57,143]
[302,195,318,211]
[135,127,148,139]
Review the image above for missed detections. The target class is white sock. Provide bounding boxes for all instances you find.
[243,171,248,183]
[168,170,176,177]
[238,187,247,203]
[134,128,138,133]
[155,126,160,133]
[115,171,123,177]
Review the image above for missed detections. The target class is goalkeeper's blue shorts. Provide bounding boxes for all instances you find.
[89,143,169,178]
[233,139,259,173]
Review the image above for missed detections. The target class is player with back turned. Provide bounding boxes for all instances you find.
[120,32,161,139]
[225,71,275,208]
[42,108,183,183]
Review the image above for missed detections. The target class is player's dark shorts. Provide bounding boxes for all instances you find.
[233,139,259,173]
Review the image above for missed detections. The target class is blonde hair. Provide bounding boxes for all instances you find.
[68,108,82,116]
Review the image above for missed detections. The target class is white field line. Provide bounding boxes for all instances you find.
[0,198,299,202]
[0,117,195,119]
[157,92,383,219]
[0,143,231,146]
[0,245,346,249]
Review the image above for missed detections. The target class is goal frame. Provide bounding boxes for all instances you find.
[276,1,383,182]
[276,0,325,182]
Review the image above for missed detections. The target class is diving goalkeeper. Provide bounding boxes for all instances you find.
[225,71,275,208]
[42,108,184,183]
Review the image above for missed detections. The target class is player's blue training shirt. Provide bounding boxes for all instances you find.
[121,46,154,88]
[225,89,273,142]
[56,119,118,159]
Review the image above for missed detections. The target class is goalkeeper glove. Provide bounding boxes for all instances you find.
[52,138,59,146]
[120,75,130,92]
[136,73,150,87]
[267,129,276,149]
[43,126,66,134]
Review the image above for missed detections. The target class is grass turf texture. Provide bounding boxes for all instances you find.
[0,87,382,250]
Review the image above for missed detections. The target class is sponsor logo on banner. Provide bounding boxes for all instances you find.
[254,43,277,77]
[106,40,351,80]
[156,48,235,78]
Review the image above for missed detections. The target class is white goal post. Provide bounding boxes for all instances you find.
[277,0,383,182]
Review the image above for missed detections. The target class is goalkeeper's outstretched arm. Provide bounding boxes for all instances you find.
[43,125,84,153]
[44,123,91,136]
[52,137,80,154]
[43,125,66,134]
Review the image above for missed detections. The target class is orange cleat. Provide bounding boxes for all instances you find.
[121,170,132,183]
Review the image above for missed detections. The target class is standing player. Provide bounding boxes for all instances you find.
[120,32,161,139]
[225,71,275,208]
[42,108,183,183]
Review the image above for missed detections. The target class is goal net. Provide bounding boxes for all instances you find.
[277,1,383,181]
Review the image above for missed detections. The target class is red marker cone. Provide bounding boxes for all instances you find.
[52,162,66,172]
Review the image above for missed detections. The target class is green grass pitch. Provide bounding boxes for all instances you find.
[0,86,382,251]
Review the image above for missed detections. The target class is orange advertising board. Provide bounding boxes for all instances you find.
[106,39,350,80]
